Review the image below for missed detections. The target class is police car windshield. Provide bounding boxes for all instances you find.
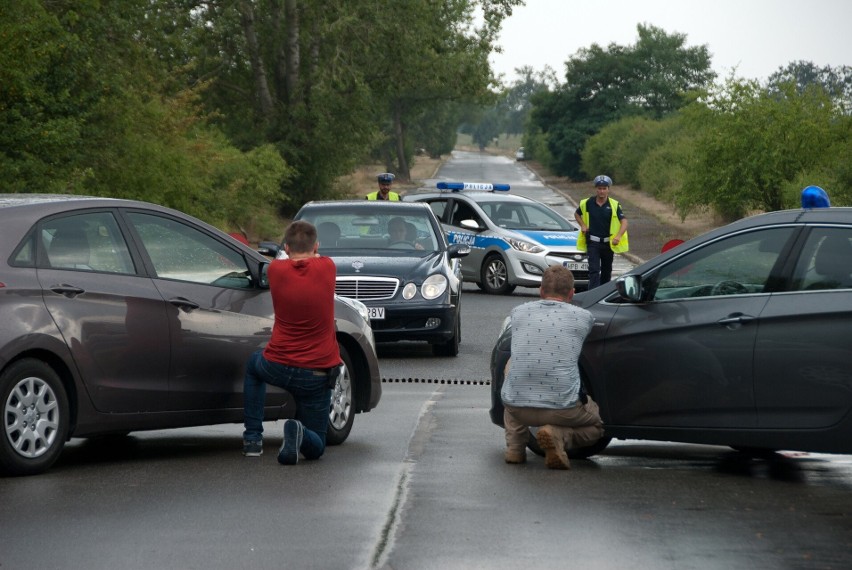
[487,202,575,231]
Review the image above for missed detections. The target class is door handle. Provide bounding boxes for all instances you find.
[49,284,85,298]
[716,314,756,326]
[169,297,200,312]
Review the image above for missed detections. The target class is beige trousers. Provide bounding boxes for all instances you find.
[503,398,604,453]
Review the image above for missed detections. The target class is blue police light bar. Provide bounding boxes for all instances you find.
[436,182,510,192]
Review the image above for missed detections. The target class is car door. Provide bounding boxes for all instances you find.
[754,225,852,429]
[593,226,796,429]
[444,198,487,281]
[122,211,276,411]
[36,211,172,412]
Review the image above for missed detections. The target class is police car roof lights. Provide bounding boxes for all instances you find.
[437,181,510,192]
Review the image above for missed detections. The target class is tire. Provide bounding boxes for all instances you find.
[432,315,461,357]
[480,254,516,295]
[0,358,70,476]
[325,345,355,446]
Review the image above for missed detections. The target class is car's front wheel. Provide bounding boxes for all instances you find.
[480,254,516,295]
[326,345,355,445]
[0,358,70,476]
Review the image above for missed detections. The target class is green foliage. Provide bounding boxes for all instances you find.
[582,115,683,187]
[678,78,850,219]
[2,0,521,235]
[527,24,715,179]
[0,0,292,235]
[522,125,552,166]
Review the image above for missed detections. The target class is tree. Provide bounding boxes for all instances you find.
[498,66,556,135]
[768,61,852,114]
[0,0,290,232]
[527,24,715,179]
[678,78,850,219]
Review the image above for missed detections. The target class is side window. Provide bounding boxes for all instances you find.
[650,227,794,301]
[426,199,447,222]
[450,201,479,227]
[792,228,852,291]
[42,212,135,274]
[126,212,252,288]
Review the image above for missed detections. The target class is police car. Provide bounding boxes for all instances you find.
[406,182,588,294]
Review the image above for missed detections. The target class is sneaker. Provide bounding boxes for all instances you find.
[243,439,263,457]
[278,419,304,465]
[536,425,570,470]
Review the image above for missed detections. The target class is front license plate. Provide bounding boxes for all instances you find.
[563,262,588,271]
[368,307,385,320]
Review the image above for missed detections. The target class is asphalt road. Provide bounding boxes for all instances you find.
[2,152,850,570]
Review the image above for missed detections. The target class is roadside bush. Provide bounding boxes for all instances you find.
[638,133,693,202]
[582,115,679,188]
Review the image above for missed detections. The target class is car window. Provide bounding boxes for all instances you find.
[425,199,448,222]
[41,212,135,274]
[450,200,480,227]
[126,212,252,288]
[792,228,852,291]
[650,227,795,300]
[484,201,574,231]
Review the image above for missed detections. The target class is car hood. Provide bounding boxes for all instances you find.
[328,251,446,278]
[506,229,579,248]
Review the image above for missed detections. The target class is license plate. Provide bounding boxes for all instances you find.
[563,261,588,271]
[368,307,385,320]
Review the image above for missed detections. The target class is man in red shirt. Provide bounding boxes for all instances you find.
[242,221,341,464]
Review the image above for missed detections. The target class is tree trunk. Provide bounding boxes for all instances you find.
[284,0,300,105]
[393,103,410,181]
[239,0,275,119]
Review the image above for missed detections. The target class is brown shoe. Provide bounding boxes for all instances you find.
[536,426,570,470]
[504,449,526,464]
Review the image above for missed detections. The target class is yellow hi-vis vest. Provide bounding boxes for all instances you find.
[576,197,629,253]
[365,191,400,201]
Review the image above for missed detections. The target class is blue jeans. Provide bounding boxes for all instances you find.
[243,350,331,460]
[587,240,614,289]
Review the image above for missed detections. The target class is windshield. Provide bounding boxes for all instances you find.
[299,210,441,252]
[483,201,576,231]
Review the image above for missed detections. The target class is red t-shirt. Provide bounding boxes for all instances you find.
[263,256,341,369]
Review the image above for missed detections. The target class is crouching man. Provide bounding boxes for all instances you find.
[501,265,604,469]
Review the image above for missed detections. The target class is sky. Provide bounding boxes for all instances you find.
[489,0,852,85]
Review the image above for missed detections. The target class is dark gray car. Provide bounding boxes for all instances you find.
[491,206,852,456]
[0,194,382,476]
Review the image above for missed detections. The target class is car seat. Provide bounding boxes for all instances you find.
[47,225,92,270]
[810,234,852,289]
[317,222,341,248]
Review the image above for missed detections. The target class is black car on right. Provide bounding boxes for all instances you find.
[491,206,852,457]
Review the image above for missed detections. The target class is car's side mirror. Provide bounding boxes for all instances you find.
[258,261,270,289]
[257,241,280,258]
[459,219,482,231]
[447,243,471,259]
[616,274,642,301]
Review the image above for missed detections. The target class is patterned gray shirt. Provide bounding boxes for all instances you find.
[500,299,594,409]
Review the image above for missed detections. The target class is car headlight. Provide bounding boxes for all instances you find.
[336,294,370,323]
[402,282,417,300]
[506,237,544,254]
[421,274,448,300]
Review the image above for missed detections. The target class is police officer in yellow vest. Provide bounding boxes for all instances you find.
[366,173,400,201]
[574,175,629,289]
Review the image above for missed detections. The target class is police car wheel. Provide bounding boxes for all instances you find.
[480,254,516,295]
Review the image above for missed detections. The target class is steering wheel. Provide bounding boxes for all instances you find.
[388,241,416,250]
[710,280,748,296]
